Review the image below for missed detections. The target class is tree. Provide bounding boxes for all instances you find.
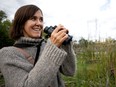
[78,37,88,48]
[0,10,7,22]
[0,10,14,48]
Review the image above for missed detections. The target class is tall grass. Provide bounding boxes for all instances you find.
[63,42,116,87]
[0,41,116,87]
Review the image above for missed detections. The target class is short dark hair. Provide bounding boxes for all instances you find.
[10,4,43,40]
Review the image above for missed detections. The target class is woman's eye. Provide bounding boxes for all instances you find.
[40,17,43,22]
[30,16,43,22]
[30,16,36,21]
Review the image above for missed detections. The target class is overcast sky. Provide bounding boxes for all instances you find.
[0,0,116,41]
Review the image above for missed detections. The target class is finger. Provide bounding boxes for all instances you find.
[52,24,64,33]
[55,30,68,43]
[52,34,68,47]
[50,30,68,47]
[59,34,68,44]
[52,29,68,43]
[57,24,69,34]
[57,29,68,35]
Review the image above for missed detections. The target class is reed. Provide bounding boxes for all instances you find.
[63,41,116,87]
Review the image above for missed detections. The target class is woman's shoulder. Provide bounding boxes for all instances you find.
[0,46,17,54]
[0,46,19,64]
[0,46,15,50]
[0,46,27,62]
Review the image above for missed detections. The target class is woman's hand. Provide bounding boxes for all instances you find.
[50,24,68,47]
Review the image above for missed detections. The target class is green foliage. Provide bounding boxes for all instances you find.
[0,10,7,22]
[0,10,14,48]
[63,40,116,87]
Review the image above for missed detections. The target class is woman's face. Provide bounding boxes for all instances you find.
[23,10,43,39]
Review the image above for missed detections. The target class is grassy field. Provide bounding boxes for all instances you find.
[63,42,116,87]
[0,42,116,87]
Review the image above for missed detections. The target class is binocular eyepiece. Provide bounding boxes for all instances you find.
[44,25,73,45]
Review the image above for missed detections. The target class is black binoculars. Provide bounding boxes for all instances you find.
[44,25,73,45]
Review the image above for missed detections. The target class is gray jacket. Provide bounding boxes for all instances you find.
[0,37,76,87]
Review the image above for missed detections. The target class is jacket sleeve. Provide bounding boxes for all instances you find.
[0,39,67,87]
[59,42,76,76]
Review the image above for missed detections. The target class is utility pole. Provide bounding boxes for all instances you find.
[95,18,97,40]
[87,18,98,41]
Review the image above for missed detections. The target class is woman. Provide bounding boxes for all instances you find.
[0,4,76,87]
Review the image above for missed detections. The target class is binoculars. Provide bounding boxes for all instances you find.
[44,25,73,45]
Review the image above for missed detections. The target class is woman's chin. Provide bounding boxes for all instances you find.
[32,36,41,39]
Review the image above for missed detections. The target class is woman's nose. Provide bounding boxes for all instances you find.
[36,19,43,25]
